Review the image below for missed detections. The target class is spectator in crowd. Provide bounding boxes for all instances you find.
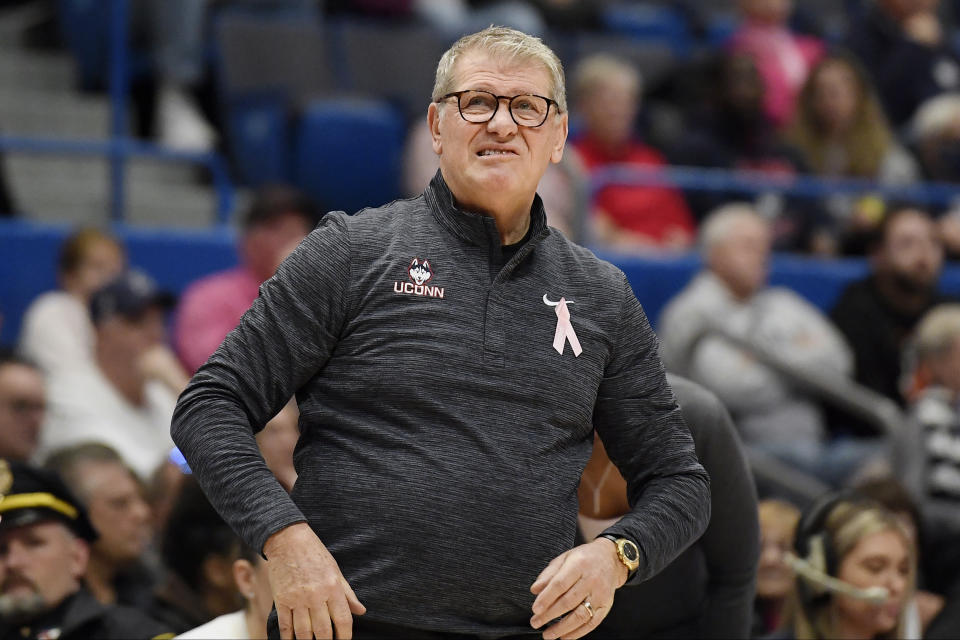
[787,52,919,255]
[18,228,125,377]
[147,477,246,634]
[785,495,915,640]
[845,0,960,128]
[43,444,156,609]
[658,203,864,485]
[728,0,824,129]
[908,92,960,258]
[0,461,171,640]
[39,270,184,479]
[175,542,272,639]
[577,374,758,639]
[854,476,946,634]
[830,206,955,413]
[753,499,801,637]
[669,52,823,252]
[571,53,695,251]
[174,185,317,373]
[894,304,960,597]
[0,351,44,462]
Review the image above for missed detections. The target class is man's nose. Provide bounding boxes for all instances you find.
[486,99,517,135]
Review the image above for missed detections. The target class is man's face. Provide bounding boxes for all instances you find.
[0,364,45,461]
[97,307,166,362]
[579,74,638,150]
[876,210,943,292]
[242,212,312,283]
[709,216,771,300]
[428,50,568,216]
[63,239,125,301]
[78,461,152,566]
[0,521,88,619]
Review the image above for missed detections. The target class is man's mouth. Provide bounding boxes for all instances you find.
[477,149,515,157]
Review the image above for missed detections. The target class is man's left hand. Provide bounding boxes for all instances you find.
[529,538,628,640]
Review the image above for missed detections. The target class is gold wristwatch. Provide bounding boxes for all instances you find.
[600,534,640,577]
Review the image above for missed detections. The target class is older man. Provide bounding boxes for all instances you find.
[659,203,861,485]
[172,26,709,640]
[0,461,170,640]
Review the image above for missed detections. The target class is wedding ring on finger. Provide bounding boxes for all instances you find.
[580,599,594,619]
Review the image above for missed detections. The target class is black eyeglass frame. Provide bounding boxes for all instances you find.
[436,90,560,128]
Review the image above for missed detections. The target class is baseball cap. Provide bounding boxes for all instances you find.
[89,269,175,326]
[0,459,98,542]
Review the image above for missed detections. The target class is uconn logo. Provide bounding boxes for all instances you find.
[393,258,445,299]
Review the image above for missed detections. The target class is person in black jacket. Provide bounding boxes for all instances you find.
[845,0,960,128]
[577,374,759,638]
[0,460,172,640]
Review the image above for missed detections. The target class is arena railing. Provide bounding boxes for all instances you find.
[0,0,235,225]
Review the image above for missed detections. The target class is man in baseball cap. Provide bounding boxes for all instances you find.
[0,459,172,640]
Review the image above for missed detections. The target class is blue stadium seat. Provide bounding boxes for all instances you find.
[212,7,335,186]
[600,3,692,57]
[223,91,292,186]
[293,98,405,214]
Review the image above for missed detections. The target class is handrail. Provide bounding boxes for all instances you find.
[0,136,235,225]
[700,325,904,437]
[590,164,960,207]
[0,0,235,226]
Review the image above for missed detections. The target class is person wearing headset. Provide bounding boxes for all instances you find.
[778,494,916,640]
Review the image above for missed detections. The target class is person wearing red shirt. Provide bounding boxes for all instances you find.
[571,54,695,251]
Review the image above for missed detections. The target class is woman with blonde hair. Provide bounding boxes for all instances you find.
[788,52,919,254]
[783,494,915,640]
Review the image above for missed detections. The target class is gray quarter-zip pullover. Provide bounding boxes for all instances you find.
[171,172,710,637]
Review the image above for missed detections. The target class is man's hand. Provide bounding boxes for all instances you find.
[264,522,366,640]
[529,538,628,640]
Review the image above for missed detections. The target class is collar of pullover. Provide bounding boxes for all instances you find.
[424,170,550,258]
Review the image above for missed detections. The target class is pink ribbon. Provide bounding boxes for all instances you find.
[552,297,582,357]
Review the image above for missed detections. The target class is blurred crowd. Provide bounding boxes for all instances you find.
[2,0,960,639]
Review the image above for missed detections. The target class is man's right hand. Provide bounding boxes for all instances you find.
[264,522,366,639]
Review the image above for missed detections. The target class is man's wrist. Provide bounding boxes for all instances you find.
[596,536,630,588]
[598,534,640,586]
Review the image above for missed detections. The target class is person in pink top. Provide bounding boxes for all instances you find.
[728,0,824,129]
[174,186,318,373]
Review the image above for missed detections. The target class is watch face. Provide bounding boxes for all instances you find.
[621,541,639,562]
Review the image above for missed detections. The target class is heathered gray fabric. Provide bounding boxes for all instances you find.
[171,173,710,636]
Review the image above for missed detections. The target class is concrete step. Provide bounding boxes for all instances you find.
[0,87,110,138]
[0,47,76,93]
[5,155,223,228]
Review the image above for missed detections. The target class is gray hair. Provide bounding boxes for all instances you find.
[699,202,766,256]
[432,26,567,114]
[572,53,642,104]
[914,304,960,362]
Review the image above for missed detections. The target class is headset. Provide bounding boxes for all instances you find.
[785,491,890,606]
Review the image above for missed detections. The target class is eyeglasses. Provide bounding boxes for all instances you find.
[436,90,558,128]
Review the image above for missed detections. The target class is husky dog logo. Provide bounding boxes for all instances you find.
[408,258,433,285]
[393,257,445,298]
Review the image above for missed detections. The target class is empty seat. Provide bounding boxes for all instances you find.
[293,98,405,214]
[333,20,452,119]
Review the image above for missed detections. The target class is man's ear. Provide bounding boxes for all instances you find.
[68,537,90,582]
[428,103,442,156]
[550,112,569,164]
